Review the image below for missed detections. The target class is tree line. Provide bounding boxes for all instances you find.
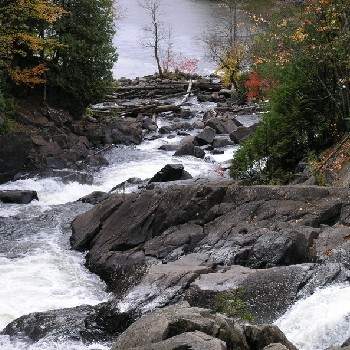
[225,0,350,183]
[0,0,117,117]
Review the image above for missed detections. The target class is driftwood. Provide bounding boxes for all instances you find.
[178,79,193,106]
[120,104,181,117]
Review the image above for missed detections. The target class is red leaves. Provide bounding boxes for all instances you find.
[244,71,270,101]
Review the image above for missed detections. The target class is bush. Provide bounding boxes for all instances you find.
[213,288,255,323]
[231,58,337,183]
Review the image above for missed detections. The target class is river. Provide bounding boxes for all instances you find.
[0,0,350,349]
[113,0,226,78]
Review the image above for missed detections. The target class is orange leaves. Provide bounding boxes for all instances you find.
[244,71,270,101]
[0,0,65,87]
[9,64,47,86]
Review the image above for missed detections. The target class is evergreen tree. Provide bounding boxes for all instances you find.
[49,0,117,116]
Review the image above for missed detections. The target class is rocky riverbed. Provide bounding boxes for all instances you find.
[1,76,350,350]
[3,181,350,349]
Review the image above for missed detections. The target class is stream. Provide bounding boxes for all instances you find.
[0,0,350,348]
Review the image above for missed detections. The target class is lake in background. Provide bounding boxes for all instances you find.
[112,0,224,78]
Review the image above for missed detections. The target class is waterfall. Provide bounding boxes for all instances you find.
[275,284,350,350]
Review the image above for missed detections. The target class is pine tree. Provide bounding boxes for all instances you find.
[49,0,118,116]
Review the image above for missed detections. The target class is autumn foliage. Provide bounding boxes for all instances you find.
[0,0,117,115]
[0,0,66,86]
[244,71,270,101]
[231,0,350,183]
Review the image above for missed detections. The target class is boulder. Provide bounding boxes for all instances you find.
[124,331,227,350]
[205,118,238,135]
[0,190,38,204]
[230,124,259,144]
[212,137,235,149]
[174,142,206,159]
[149,164,192,183]
[0,132,34,183]
[3,303,134,343]
[80,191,110,205]
[195,126,217,145]
[193,121,205,129]
[82,118,142,146]
[244,325,297,350]
[113,304,249,350]
[159,144,181,151]
[112,304,296,350]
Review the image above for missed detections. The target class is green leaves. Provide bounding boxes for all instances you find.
[231,0,350,183]
[48,0,117,116]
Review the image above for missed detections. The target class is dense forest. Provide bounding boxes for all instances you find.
[0,0,117,117]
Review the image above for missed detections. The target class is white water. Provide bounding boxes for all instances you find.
[276,284,350,350]
[0,108,236,349]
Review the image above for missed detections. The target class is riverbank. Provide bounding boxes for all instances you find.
[0,74,258,185]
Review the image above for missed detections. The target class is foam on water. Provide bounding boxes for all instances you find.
[0,225,110,330]
[0,336,110,350]
[275,284,350,350]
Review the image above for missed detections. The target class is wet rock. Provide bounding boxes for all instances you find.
[159,144,181,151]
[3,305,99,342]
[61,171,94,184]
[263,344,289,350]
[174,142,206,159]
[113,253,215,312]
[0,190,38,204]
[2,303,134,343]
[185,264,315,323]
[112,304,296,350]
[193,121,205,129]
[149,164,193,183]
[240,264,315,323]
[205,118,238,135]
[80,191,110,205]
[159,126,173,134]
[230,124,259,144]
[194,126,217,145]
[71,183,350,319]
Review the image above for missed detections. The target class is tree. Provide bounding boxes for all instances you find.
[139,0,167,76]
[231,0,350,183]
[0,0,65,88]
[202,0,251,88]
[48,0,118,116]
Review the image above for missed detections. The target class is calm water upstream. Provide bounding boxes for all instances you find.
[113,0,223,78]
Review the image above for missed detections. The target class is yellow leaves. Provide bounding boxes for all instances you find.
[277,19,288,28]
[290,27,308,41]
[0,0,66,87]
[16,0,67,23]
